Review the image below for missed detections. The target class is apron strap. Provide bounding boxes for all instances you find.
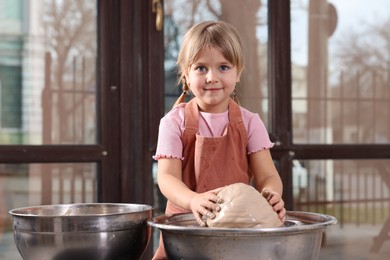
[228,98,242,126]
[183,99,199,134]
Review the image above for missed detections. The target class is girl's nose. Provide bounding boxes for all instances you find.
[206,70,218,83]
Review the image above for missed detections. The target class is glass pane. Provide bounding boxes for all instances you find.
[292,159,390,259]
[291,0,390,144]
[0,163,97,259]
[0,0,97,145]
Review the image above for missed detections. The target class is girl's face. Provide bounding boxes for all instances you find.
[185,46,240,113]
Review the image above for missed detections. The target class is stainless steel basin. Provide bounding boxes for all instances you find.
[148,211,337,260]
[9,203,153,260]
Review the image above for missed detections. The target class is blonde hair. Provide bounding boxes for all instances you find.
[174,21,244,106]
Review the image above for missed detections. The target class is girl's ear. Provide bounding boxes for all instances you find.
[237,65,244,81]
[236,71,242,83]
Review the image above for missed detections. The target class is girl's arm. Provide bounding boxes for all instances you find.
[157,158,221,226]
[249,149,286,221]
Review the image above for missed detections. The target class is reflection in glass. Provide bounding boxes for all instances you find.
[292,159,390,259]
[0,0,97,145]
[291,0,390,144]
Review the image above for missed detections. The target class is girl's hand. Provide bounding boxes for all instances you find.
[261,189,286,222]
[190,187,223,227]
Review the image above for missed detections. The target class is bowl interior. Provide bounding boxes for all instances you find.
[148,211,337,233]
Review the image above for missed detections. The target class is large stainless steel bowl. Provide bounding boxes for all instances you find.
[148,211,336,260]
[9,203,153,260]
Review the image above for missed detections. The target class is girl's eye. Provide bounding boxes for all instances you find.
[220,65,230,71]
[195,66,207,72]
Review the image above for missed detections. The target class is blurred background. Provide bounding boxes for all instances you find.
[0,0,389,259]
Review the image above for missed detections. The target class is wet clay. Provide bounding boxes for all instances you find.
[206,183,283,228]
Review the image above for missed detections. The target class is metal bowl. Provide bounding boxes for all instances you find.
[148,211,337,260]
[9,203,153,260]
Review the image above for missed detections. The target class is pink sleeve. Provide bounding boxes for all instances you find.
[241,109,274,154]
[153,105,185,160]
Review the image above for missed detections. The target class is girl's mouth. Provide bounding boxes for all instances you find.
[204,88,221,92]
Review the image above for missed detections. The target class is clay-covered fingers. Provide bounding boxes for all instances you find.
[278,207,286,223]
[190,192,222,226]
[261,189,271,200]
[270,198,286,222]
[271,197,284,212]
[200,190,222,211]
[204,187,223,203]
[193,211,206,227]
[262,190,281,205]
[209,187,224,195]
[262,189,286,222]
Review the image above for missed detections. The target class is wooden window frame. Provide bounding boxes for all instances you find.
[268,0,390,210]
[0,0,164,207]
[1,0,389,215]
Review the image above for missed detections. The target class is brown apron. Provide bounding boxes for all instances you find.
[153,98,251,259]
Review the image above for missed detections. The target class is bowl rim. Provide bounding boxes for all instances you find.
[9,202,154,217]
[148,211,337,234]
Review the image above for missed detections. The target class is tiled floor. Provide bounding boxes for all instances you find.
[0,232,21,260]
[319,223,390,260]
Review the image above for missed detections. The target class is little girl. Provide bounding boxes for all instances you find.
[153,20,285,259]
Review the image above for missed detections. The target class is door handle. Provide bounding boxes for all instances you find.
[152,0,163,31]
